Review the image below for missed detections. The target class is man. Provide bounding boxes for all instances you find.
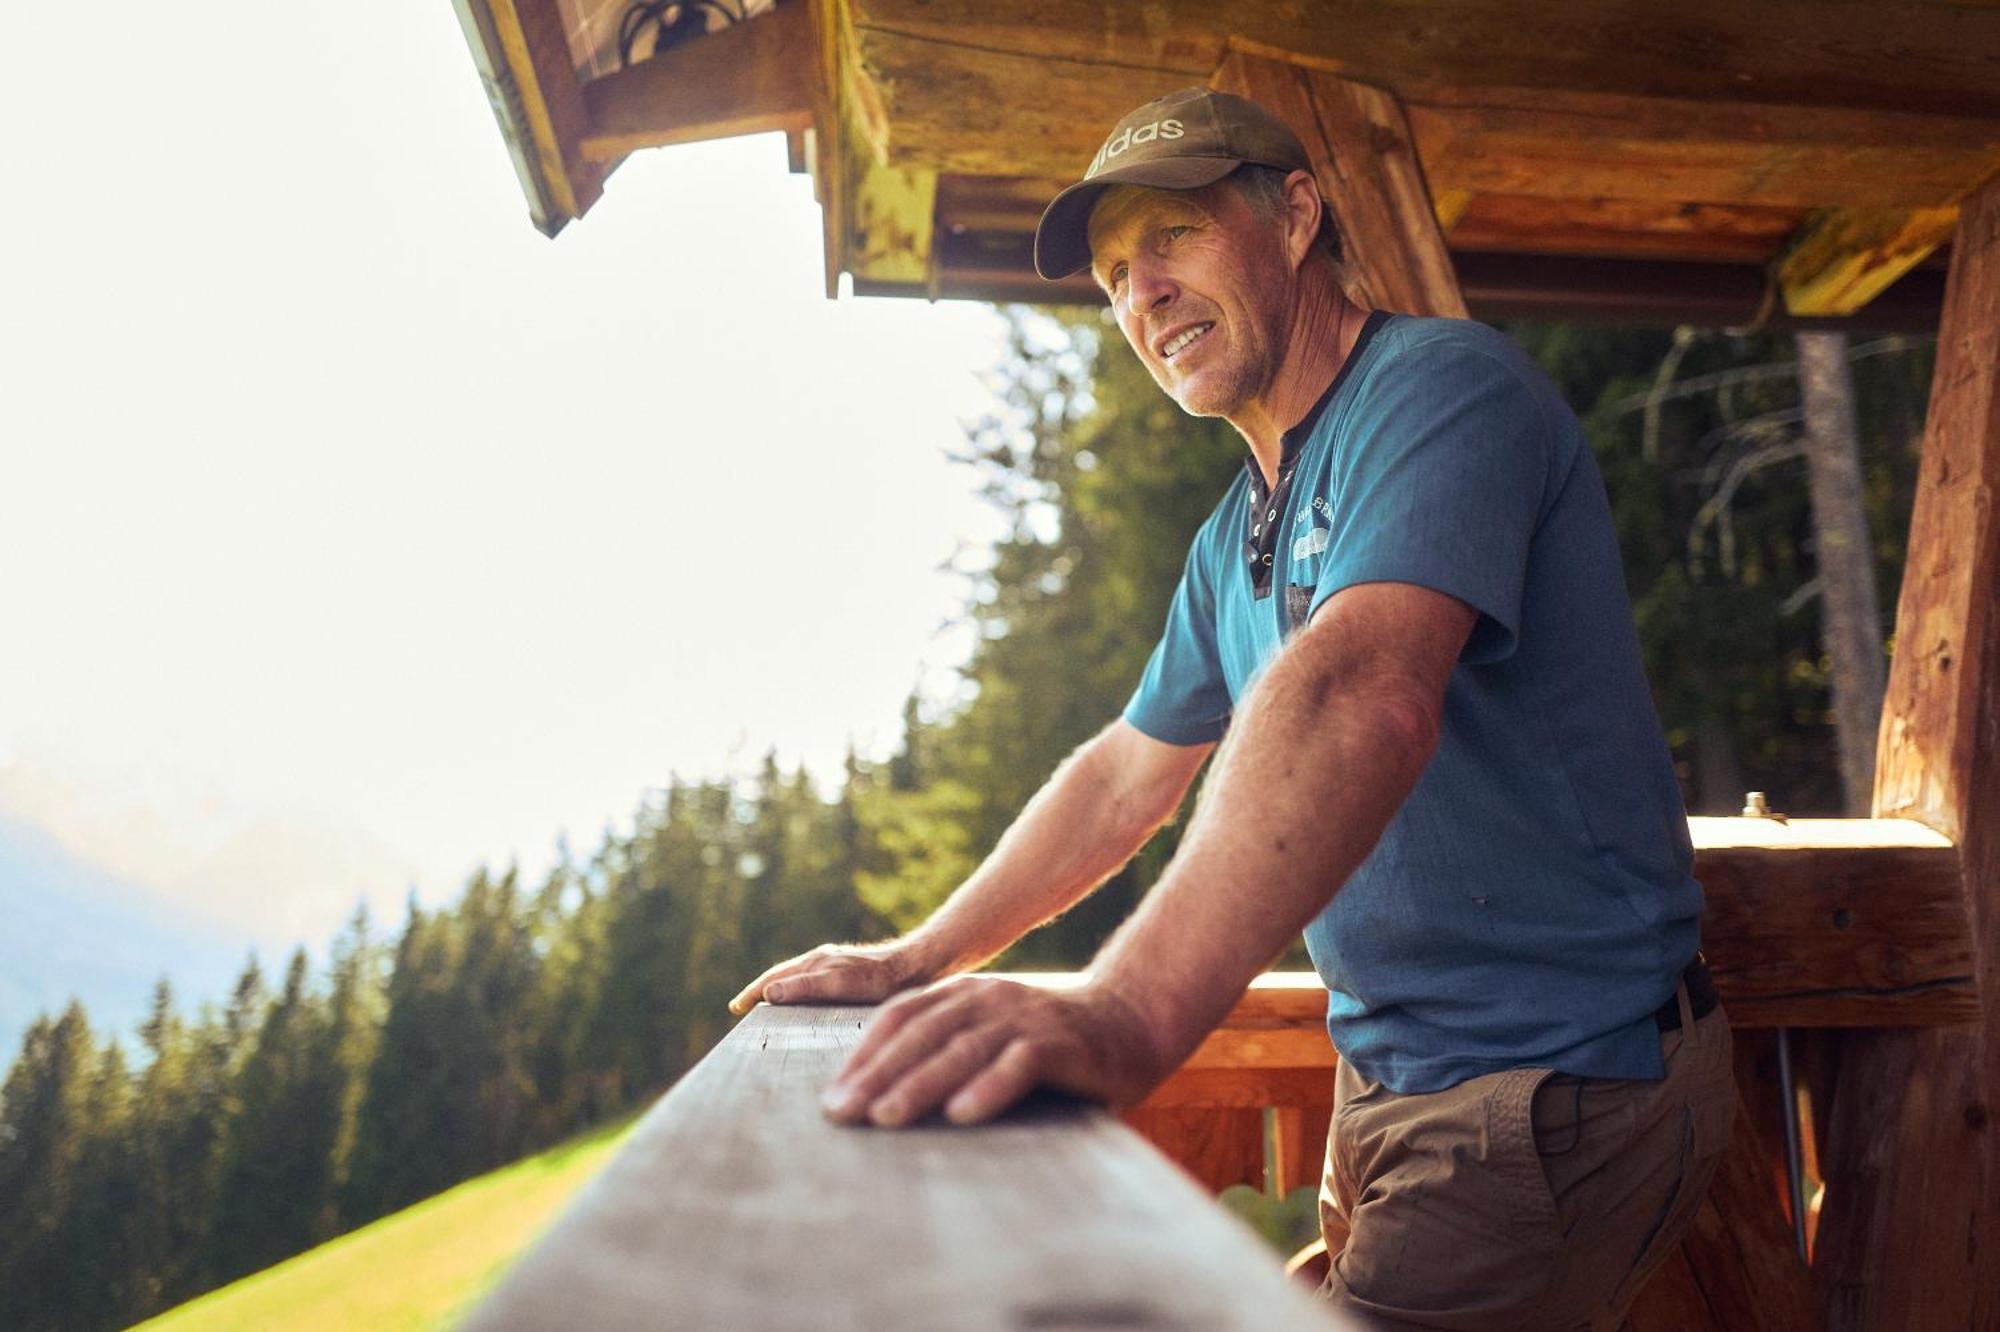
[731,87,1734,1328]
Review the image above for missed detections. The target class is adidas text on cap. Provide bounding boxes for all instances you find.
[1034,87,1314,281]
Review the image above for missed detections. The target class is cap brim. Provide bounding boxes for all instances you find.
[1032,155,1245,281]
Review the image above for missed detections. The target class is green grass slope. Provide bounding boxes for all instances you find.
[134,1115,638,1332]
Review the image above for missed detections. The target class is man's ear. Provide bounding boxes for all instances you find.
[1282,169,1322,271]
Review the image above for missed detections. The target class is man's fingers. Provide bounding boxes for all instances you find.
[852,1025,1017,1128]
[944,1038,1043,1125]
[728,952,820,1015]
[827,988,976,1118]
[761,959,889,1007]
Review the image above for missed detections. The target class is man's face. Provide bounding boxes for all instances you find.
[1086,181,1293,420]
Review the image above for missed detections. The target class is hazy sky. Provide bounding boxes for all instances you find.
[0,0,1016,954]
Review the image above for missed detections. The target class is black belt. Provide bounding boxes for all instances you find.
[1654,958,1719,1032]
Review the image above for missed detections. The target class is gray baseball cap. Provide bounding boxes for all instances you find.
[1034,87,1315,281]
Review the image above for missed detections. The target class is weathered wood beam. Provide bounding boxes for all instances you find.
[1402,89,1997,213]
[1815,171,2000,1332]
[1778,207,1963,317]
[577,3,815,161]
[846,1,2000,123]
[481,0,607,225]
[1692,822,1975,1027]
[842,2,2000,203]
[846,159,936,287]
[1634,1100,1822,1331]
[1446,196,1804,264]
[1118,1106,1265,1194]
[1212,51,1466,318]
[462,1004,1347,1330]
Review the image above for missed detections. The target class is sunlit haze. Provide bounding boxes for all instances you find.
[0,0,1013,960]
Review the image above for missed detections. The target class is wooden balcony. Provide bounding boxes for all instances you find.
[465,816,1965,1330]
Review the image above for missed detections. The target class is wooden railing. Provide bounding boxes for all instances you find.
[462,1001,1351,1330]
[466,815,1960,1329]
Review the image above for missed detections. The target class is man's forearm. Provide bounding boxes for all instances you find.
[1087,592,1466,1072]
[907,725,1208,977]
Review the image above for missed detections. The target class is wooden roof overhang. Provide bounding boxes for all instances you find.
[449,0,2000,327]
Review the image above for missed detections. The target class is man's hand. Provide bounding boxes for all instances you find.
[727,941,932,1016]
[818,976,1170,1128]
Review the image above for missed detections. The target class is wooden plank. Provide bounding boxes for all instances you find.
[847,158,937,286]
[1815,171,2000,1332]
[1627,1246,1728,1332]
[1119,1106,1265,1195]
[839,3,2000,195]
[1271,1102,1334,1196]
[1694,839,1975,1027]
[1779,207,1963,317]
[1212,52,1467,318]
[485,0,607,221]
[577,3,815,161]
[1140,1066,1334,1110]
[1403,89,1998,212]
[1445,196,1806,264]
[1656,1099,1823,1331]
[462,1004,1348,1330]
[845,1,2000,124]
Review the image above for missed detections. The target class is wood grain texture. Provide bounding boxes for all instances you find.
[1653,1101,1823,1332]
[1403,89,1998,212]
[487,0,606,219]
[1212,53,1466,318]
[1814,170,2000,1332]
[839,2,2000,192]
[462,1003,1349,1331]
[1779,207,1962,317]
[1694,841,1974,1027]
[1445,196,1806,264]
[1118,1106,1265,1194]
[578,2,814,160]
[844,1,2000,122]
[1271,1102,1334,1196]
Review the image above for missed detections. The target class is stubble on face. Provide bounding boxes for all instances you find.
[1086,183,1293,423]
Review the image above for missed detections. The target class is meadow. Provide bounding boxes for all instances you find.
[134,1114,636,1332]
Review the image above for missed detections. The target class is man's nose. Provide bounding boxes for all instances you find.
[1126,260,1176,315]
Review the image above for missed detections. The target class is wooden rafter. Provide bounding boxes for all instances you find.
[577,2,816,161]
[844,0,2000,123]
[1778,207,1962,318]
[475,0,608,228]
[1212,51,1466,319]
[841,1,2000,197]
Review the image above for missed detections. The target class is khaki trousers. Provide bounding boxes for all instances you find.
[1319,988,1735,1330]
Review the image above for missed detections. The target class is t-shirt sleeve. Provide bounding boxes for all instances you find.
[1307,335,1556,664]
[1124,536,1233,745]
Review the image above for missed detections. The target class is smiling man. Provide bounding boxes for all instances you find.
[732,88,1735,1328]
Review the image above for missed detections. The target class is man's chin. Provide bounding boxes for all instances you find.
[1164,378,1241,420]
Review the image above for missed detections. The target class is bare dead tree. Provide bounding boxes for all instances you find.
[1794,330,1887,815]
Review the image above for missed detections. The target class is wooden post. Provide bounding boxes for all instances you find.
[1210,50,1467,319]
[1271,1102,1335,1197]
[1813,171,2000,1331]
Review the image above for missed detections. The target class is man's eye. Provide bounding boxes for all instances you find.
[1163,225,1191,243]
[1109,265,1127,291]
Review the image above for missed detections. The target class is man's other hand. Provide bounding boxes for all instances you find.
[818,976,1168,1128]
[727,942,930,1016]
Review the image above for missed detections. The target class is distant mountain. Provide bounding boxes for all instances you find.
[0,814,256,1063]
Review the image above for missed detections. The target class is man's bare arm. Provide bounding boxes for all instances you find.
[822,580,1474,1126]
[727,719,1214,1014]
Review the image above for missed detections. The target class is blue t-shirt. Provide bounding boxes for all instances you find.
[1126,313,1703,1094]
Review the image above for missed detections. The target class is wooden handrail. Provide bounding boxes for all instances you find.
[462,1002,1351,1330]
